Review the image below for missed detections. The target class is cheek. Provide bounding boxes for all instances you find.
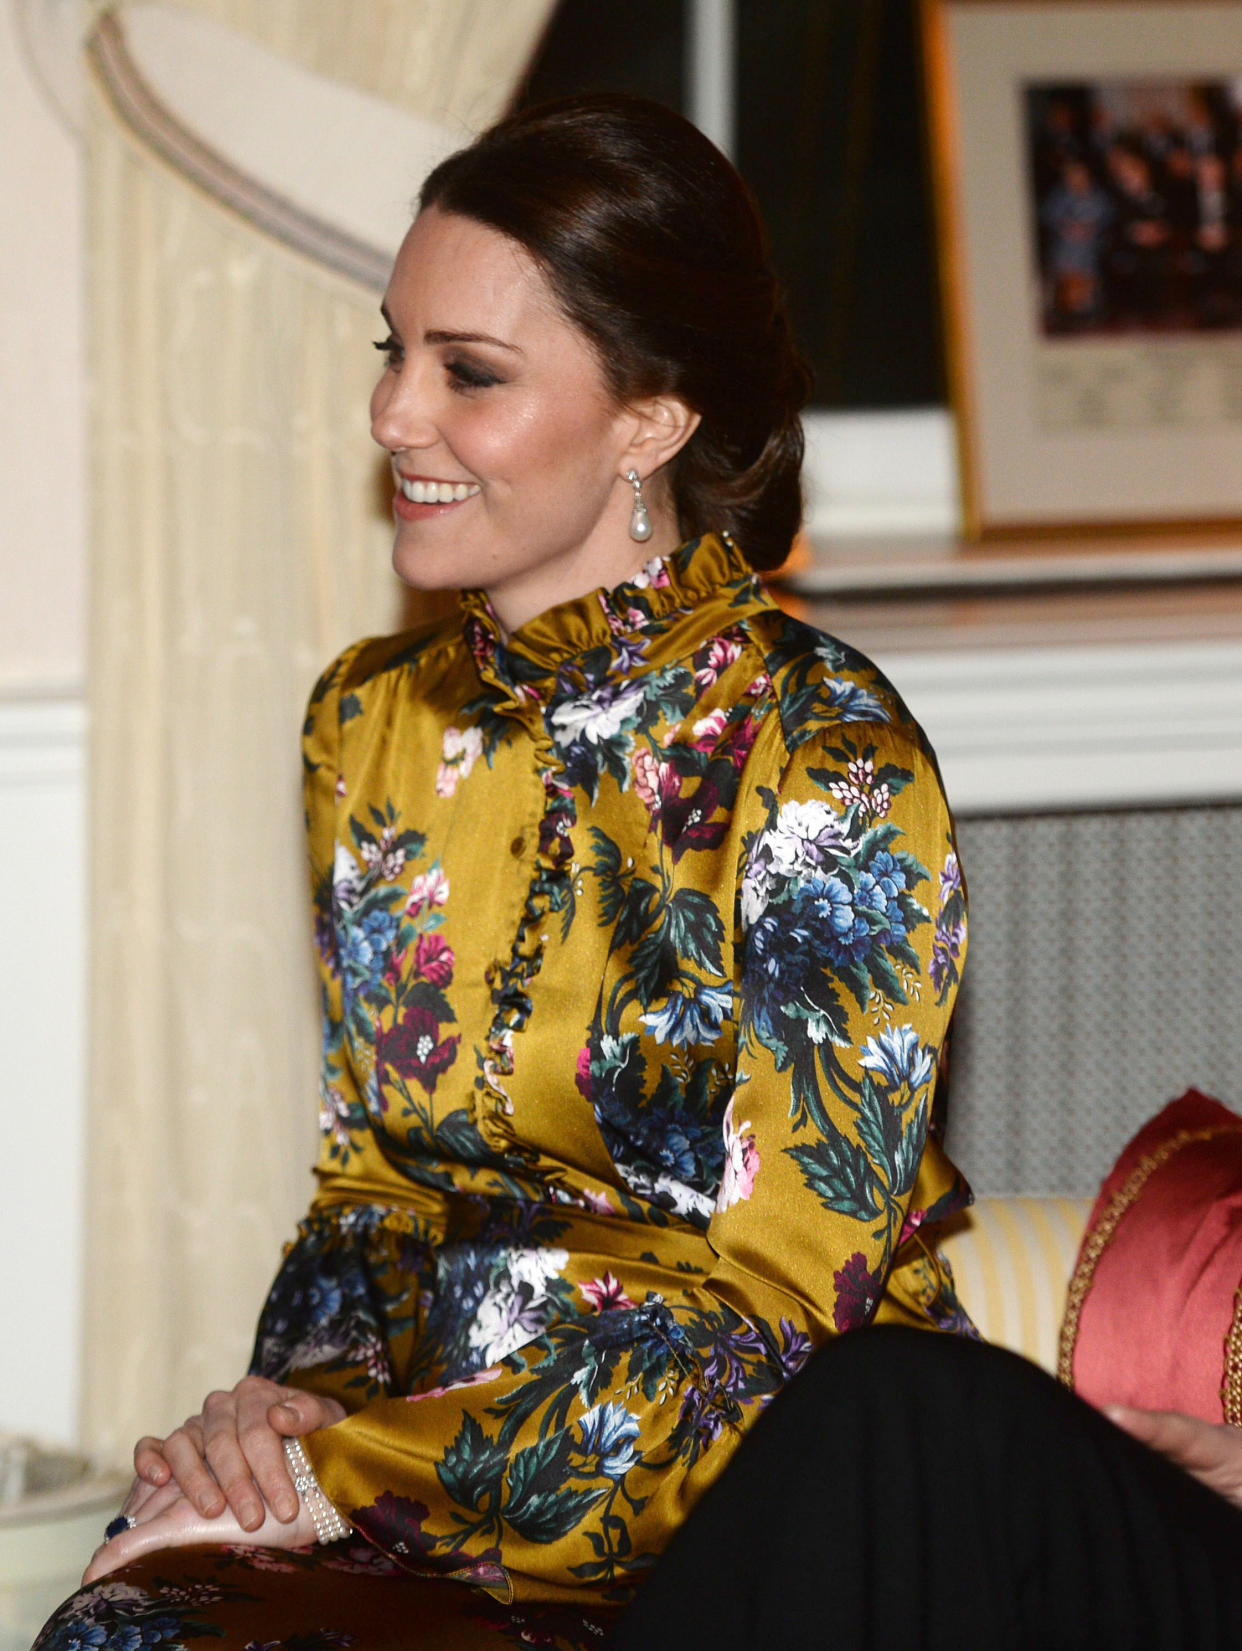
[458,399,547,478]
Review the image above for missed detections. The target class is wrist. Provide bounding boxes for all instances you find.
[283,1436,350,1543]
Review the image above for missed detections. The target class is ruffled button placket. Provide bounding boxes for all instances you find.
[458,536,748,1154]
[461,604,576,1153]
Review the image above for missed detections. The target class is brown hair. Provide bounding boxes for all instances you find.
[419,94,811,573]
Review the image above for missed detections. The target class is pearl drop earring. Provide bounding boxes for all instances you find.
[626,469,652,543]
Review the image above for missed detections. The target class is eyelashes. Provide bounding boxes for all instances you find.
[373,334,402,369]
[372,336,502,392]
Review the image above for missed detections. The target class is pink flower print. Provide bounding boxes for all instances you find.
[222,1547,299,1571]
[691,708,729,749]
[580,1271,636,1312]
[632,746,666,815]
[411,931,454,986]
[695,635,742,690]
[716,1096,761,1211]
[435,724,483,797]
[746,672,772,698]
[335,774,347,800]
[464,613,496,669]
[573,1184,616,1216]
[407,1366,503,1404]
[321,1542,402,1576]
[406,864,449,914]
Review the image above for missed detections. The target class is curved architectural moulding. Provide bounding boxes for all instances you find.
[85,3,460,290]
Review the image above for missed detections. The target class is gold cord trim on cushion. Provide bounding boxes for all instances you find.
[1057,1126,1229,1390]
[1223,1284,1242,1426]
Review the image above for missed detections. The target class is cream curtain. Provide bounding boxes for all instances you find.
[82,0,555,1467]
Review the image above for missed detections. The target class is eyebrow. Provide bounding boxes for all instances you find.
[379,304,523,355]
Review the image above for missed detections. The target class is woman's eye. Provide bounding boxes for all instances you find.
[447,357,501,391]
[372,335,402,368]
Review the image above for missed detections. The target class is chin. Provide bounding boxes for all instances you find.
[391,544,466,594]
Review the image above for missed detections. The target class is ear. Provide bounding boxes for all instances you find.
[620,393,701,479]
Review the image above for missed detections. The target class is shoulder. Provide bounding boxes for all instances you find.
[304,615,463,731]
[744,603,937,770]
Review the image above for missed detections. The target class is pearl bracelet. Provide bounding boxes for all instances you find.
[283,1436,351,1543]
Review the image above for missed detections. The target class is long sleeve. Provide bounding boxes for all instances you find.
[694,716,968,1384]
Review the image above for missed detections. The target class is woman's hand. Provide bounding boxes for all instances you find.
[83,1478,320,1586]
[130,1377,346,1532]
[1108,1404,1242,1512]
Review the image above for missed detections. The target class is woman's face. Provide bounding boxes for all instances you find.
[372,206,678,633]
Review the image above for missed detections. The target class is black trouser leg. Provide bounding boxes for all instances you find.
[607,1327,1242,1650]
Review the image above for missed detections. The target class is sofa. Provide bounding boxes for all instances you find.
[936,1195,1091,1374]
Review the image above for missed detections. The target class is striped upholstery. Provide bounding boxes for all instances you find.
[936,1197,1092,1373]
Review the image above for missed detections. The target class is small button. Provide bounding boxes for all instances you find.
[509,835,526,856]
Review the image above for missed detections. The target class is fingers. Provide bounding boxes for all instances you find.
[121,1379,349,1538]
[83,1489,320,1585]
[269,1392,348,1436]
[121,1472,164,1522]
[160,1410,227,1519]
[205,1380,293,1528]
[1107,1403,1214,1467]
[122,1478,184,1529]
[1106,1404,1242,1512]
[132,1435,171,1490]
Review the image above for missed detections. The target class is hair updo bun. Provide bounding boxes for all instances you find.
[419,94,812,574]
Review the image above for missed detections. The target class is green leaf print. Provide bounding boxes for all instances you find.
[789,1132,883,1221]
[437,1414,509,1514]
[504,1434,604,1543]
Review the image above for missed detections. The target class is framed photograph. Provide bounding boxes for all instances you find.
[922,0,1242,537]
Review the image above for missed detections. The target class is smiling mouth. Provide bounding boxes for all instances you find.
[397,476,481,504]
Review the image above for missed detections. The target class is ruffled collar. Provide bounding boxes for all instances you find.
[459,532,760,711]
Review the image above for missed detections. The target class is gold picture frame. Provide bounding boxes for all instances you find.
[922,0,1242,539]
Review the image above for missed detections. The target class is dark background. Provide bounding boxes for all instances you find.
[516,0,945,411]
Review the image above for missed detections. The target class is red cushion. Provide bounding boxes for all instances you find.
[1060,1089,1242,1423]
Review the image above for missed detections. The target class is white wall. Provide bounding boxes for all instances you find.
[0,1,86,691]
[0,0,88,1445]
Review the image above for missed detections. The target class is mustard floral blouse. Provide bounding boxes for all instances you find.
[250,531,972,1607]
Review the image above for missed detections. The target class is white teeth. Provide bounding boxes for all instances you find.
[399,477,480,505]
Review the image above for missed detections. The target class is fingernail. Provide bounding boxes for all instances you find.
[275,1494,298,1521]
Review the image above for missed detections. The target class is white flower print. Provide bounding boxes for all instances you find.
[332,843,363,912]
[467,1247,570,1365]
[550,680,646,747]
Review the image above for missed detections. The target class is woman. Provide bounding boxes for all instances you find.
[37,95,971,1650]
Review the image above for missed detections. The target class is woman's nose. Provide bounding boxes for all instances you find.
[370,364,437,453]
